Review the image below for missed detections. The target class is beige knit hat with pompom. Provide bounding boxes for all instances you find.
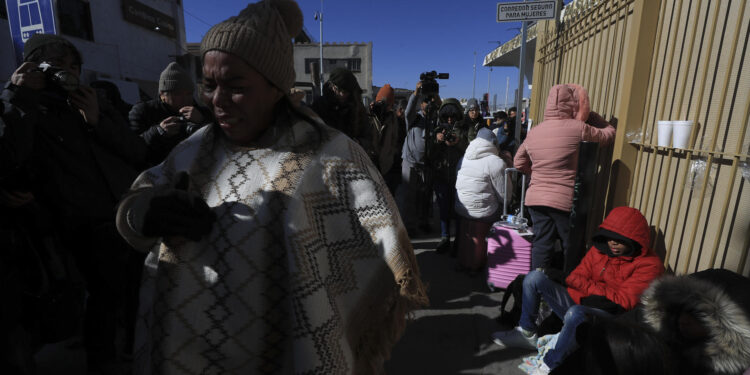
[200,0,303,92]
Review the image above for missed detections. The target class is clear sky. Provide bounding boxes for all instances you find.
[183,0,549,106]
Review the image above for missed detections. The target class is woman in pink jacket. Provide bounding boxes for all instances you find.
[514,84,615,270]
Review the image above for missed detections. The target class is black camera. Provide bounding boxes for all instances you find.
[37,62,79,92]
[419,71,449,97]
[436,123,457,143]
[445,131,457,143]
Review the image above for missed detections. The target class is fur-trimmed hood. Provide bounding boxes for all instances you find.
[641,270,750,374]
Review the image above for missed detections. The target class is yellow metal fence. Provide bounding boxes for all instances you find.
[530,0,750,275]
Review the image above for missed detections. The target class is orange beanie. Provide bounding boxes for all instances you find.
[376,84,395,108]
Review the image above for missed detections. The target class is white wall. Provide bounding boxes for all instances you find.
[0,0,187,102]
[293,42,373,96]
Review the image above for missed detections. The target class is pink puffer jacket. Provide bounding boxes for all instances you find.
[514,84,615,212]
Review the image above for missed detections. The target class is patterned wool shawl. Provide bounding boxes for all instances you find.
[118,110,428,374]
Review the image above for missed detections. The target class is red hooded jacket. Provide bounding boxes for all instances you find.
[565,207,664,310]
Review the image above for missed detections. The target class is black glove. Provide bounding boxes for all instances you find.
[128,172,215,241]
[579,294,625,315]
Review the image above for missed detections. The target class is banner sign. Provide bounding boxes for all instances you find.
[5,0,57,64]
[121,0,177,39]
[497,1,557,22]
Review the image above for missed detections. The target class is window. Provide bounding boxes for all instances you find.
[304,58,362,74]
[57,0,94,41]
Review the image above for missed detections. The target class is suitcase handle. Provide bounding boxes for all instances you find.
[502,168,527,223]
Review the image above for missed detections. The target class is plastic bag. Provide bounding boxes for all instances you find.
[626,129,651,144]
[741,160,750,183]
[690,157,715,192]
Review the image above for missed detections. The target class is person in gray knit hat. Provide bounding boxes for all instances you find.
[128,61,213,166]
[116,1,427,374]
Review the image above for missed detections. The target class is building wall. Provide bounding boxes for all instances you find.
[0,0,187,103]
[293,42,373,103]
[531,0,750,276]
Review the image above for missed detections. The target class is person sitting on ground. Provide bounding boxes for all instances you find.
[639,268,750,375]
[129,62,213,167]
[491,206,664,375]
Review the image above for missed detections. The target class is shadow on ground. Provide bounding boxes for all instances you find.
[385,248,532,374]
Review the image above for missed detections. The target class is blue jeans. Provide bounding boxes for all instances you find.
[518,270,611,369]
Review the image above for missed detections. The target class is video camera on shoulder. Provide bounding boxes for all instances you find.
[419,70,449,97]
[36,62,79,93]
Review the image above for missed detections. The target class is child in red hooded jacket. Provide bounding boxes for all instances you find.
[491,207,664,375]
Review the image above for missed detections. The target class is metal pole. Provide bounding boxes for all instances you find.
[505,76,510,110]
[487,67,492,113]
[472,51,477,99]
[514,17,527,151]
[319,0,324,95]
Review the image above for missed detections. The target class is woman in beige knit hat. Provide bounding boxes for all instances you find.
[115,1,427,374]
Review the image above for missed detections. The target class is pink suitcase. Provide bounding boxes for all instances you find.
[486,225,532,290]
[485,167,532,291]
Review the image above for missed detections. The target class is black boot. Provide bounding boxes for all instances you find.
[436,237,450,254]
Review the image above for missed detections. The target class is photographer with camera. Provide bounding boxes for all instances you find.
[1,33,148,372]
[428,98,469,254]
[399,75,442,235]
[129,62,213,167]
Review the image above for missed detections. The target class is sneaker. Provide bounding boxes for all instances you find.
[491,326,537,350]
[530,362,551,375]
[435,237,450,254]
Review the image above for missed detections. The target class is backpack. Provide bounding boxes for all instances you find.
[497,274,525,326]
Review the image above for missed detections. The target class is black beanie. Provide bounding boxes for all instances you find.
[23,33,78,62]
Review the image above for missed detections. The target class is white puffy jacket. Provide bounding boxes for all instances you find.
[454,136,511,219]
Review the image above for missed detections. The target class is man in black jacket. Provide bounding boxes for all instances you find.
[1,33,147,372]
[129,62,213,167]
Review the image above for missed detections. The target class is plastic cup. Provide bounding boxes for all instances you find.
[657,121,673,147]
[672,120,694,149]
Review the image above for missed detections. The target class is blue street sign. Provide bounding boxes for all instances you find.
[5,0,57,64]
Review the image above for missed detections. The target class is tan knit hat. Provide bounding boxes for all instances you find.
[200,0,303,93]
[159,62,194,92]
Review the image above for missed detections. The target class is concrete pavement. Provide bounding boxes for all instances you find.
[384,235,533,375]
[34,232,533,375]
